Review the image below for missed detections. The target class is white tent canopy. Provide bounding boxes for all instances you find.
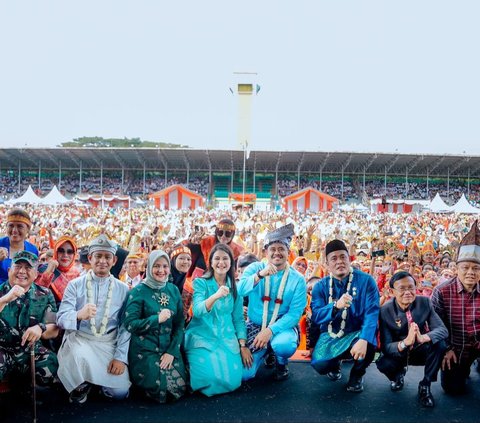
[450,194,480,214]
[6,185,42,205]
[428,193,452,213]
[40,185,70,205]
[339,203,369,211]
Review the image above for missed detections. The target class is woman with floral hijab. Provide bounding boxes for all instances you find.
[36,235,80,305]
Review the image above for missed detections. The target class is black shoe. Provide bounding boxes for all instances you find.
[418,384,435,408]
[264,352,276,369]
[69,383,91,404]
[390,374,405,391]
[274,364,289,381]
[346,377,364,393]
[327,370,342,381]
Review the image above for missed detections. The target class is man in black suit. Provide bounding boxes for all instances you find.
[376,271,448,408]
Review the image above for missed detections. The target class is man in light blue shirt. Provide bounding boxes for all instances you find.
[238,224,307,381]
[57,234,131,404]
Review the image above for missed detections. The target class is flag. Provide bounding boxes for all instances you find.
[242,139,250,160]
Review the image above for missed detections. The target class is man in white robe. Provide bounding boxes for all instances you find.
[57,234,131,403]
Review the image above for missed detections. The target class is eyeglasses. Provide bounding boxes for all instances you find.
[458,265,480,273]
[216,230,233,238]
[58,248,74,255]
[392,287,416,294]
[13,263,35,271]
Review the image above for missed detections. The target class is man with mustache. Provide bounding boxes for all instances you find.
[0,251,59,391]
[56,234,131,404]
[310,240,380,393]
[238,224,307,381]
[431,220,480,395]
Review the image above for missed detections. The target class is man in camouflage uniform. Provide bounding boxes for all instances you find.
[0,251,59,387]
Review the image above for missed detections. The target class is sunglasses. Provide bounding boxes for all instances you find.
[216,230,233,238]
[58,248,74,255]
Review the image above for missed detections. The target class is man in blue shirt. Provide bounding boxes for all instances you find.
[311,240,379,393]
[238,224,307,381]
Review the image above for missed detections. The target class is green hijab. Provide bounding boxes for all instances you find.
[142,250,170,290]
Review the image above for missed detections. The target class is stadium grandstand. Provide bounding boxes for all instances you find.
[1,148,479,206]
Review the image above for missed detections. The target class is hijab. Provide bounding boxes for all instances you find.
[143,250,170,290]
[54,235,78,273]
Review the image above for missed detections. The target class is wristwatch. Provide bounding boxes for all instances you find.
[38,322,47,333]
[256,270,265,280]
[399,340,406,351]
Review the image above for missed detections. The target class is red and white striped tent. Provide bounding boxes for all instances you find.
[370,199,427,213]
[149,184,204,210]
[75,194,131,208]
[282,187,339,212]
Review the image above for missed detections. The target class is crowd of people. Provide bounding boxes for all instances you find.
[1,203,480,412]
[2,173,480,207]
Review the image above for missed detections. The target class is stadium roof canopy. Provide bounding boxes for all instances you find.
[0,148,478,178]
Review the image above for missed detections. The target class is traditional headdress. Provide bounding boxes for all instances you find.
[325,239,348,257]
[88,234,118,256]
[421,241,435,255]
[456,220,480,265]
[216,218,236,232]
[263,224,295,249]
[409,240,421,256]
[7,210,32,228]
[170,245,192,260]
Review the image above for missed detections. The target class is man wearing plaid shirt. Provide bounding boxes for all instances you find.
[432,221,480,395]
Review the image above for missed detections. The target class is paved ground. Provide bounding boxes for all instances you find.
[2,360,479,423]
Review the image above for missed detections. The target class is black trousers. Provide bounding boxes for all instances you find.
[441,348,480,395]
[312,339,376,381]
[376,340,447,386]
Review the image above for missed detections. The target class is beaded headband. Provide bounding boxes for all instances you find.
[170,245,192,260]
[7,214,32,227]
[216,222,235,231]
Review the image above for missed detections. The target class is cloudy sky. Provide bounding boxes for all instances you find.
[1,1,479,155]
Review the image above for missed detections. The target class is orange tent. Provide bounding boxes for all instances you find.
[282,187,338,212]
[228,192,257,203]
[149,184,204,210]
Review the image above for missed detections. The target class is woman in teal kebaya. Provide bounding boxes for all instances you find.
[184,243,252,396]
